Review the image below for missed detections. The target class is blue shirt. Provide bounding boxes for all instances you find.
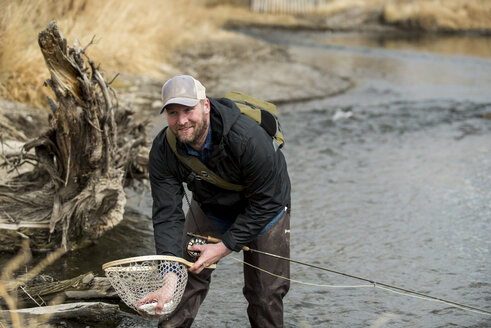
[185,126,212,164]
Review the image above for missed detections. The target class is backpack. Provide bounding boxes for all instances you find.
[165,92,284,191]
[224,91,284,151]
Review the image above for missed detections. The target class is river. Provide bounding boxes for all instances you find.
[18,29,491,327]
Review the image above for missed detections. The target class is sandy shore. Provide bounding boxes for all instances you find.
[112,30,354,122]
[172,32,354,102]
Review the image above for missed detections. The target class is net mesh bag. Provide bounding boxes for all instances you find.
[103,256,188,316]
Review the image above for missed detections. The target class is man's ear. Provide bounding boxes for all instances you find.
[204,98,211,114]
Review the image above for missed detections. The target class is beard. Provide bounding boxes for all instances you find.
[173,114,208,146]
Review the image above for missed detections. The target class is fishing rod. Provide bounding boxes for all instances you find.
[187,232,491,316]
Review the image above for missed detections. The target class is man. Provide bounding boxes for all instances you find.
[144,75,291,327]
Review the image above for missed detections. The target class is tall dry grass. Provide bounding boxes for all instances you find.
[0,239,66,327]
[0,0,224,107]
[384,0,491,32]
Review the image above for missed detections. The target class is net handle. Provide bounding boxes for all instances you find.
[102,255,216,270]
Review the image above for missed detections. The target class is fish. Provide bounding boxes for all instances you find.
[137,300,175,316]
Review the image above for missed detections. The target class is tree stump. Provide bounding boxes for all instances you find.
[0,21,149,251]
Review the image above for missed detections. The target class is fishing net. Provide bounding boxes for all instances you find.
[102,255,189,316]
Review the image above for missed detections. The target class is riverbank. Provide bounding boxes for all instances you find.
[114,30,353,121]
[224,0,491,35]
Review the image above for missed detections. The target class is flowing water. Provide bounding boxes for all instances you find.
[7,30,491,327]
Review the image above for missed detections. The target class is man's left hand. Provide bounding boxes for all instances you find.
[188,241,232,274]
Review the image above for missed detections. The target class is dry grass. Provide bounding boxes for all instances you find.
[0,239,66,327]
[315,0,491,32]
[316,0,385,16]
[0,0,223,107]
[384,0,491,32]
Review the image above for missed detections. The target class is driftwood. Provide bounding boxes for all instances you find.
[0,21,149,251]
[1,273,148,328]
[13,272,117,307]
[0,302,142,327]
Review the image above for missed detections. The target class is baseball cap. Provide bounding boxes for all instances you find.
[160,75,206,113]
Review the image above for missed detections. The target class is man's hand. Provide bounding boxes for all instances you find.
[189,242,231,274]
[137,272,178,317]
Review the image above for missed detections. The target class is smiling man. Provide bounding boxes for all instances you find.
[165,100,209,149]
[146,75,291,327]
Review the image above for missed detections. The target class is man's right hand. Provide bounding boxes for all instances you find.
[136,272,178,317]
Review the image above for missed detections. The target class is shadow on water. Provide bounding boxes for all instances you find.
[2,29,490,327]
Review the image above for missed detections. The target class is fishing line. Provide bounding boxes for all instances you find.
[188,233,491,317]
[229,257,490,317]
[230,256,373,289]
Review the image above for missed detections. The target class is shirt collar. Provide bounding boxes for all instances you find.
[185,125,212,157]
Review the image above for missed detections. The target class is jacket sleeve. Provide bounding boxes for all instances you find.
[221,124,289,251]
[149,132,186,257]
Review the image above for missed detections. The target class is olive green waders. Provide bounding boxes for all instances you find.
[159,200,290,328]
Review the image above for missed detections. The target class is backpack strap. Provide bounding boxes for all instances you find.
[165,128,245,192]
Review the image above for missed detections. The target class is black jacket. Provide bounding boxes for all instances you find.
[149,97,291,256]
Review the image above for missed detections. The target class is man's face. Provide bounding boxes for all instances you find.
[165,99,210,148]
